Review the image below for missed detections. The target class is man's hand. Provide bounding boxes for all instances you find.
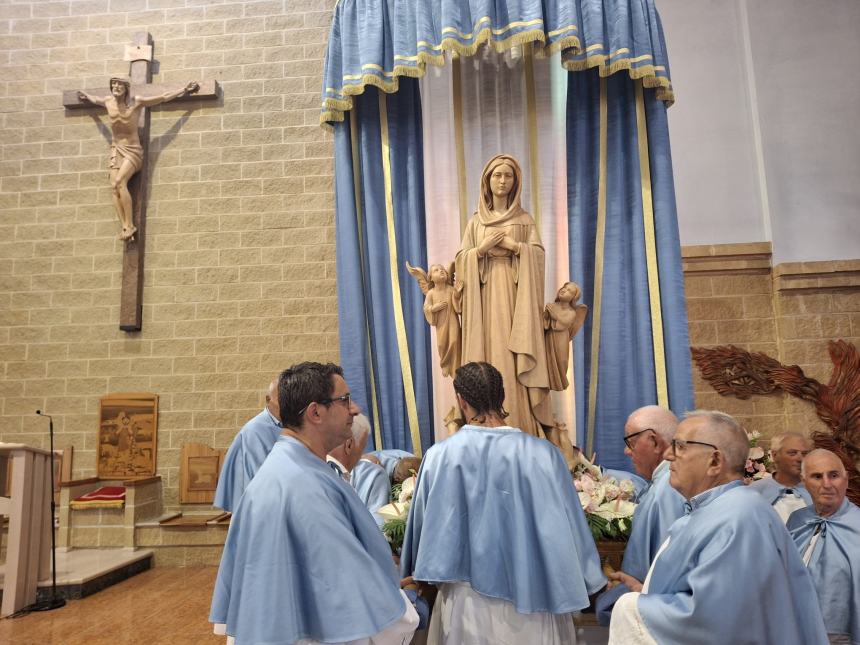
[185,81,200,94]
[609,571,644,593]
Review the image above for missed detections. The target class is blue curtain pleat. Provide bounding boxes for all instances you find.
[568,68,692,470]
[644,87,695,420]
[334,82,433,453]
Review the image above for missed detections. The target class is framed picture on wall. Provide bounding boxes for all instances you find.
[98,393,158,480]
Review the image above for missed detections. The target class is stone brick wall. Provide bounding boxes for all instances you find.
[0,0,340,514]
[684,244,860,441]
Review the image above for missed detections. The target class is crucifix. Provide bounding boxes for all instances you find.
[63,32,219,331]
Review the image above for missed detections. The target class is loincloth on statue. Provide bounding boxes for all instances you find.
[109,142,143,173]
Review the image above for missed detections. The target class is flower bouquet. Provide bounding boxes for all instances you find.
[745,430,772,482]
[378,474,416,553]
[573,457,637,542]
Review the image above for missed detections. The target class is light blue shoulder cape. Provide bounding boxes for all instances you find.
[351,458,391,525]
[788,498,860,641]
[638,481,828,644]
[210,436,405,644]
[750,475,813,505]
[370,448,414,478]
[401,425,606,614]
[596,460,685,624]
[213,409,281,512]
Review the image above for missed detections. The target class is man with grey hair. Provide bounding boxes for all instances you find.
[788,449,860,644]
[328,414,390,524]
[609,410,827,644]
[750,431,812,522]
[596,405,685,625]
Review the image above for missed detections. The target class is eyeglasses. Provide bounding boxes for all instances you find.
[671,438,719,457]
[297,393,351,418]
[623,428,654,450]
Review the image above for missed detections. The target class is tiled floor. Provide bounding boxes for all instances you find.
[0,567,222,645]
[0,566,610,644]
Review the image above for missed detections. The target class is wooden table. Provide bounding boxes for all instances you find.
[0,443,53,617]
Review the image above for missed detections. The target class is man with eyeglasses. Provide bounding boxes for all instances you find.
[210,362,419,645]
[787,449,860,644]
[608,410,827,645]
[213,377,283,512]
[750,431,813,523]
[596,406,686,625]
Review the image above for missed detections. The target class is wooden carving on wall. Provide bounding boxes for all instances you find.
[691,340,860,506]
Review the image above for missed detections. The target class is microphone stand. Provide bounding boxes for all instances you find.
[31,410,66,611]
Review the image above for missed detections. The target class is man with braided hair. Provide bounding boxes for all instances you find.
[401,361,606,644]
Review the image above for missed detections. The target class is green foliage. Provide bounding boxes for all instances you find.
[586,512,630,542]
[382,517,406,552]
[389,482,403,503]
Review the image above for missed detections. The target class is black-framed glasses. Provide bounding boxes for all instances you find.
[623,428,654,450]
[297,393,351,418]
[671,438,719,457]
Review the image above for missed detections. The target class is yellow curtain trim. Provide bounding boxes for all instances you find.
[562,55,674,106]
[452,55,469,237]
[378,93,423,457]
[319,24,594,126]
[586,76,609,458]
[524,43,541,228]
[634,81,669,408]
[547,24,578,38]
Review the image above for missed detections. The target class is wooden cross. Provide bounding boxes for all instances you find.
[63,32,219,331]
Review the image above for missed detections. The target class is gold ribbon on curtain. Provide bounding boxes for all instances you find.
[378,94,423,457]
[635,81,669,408]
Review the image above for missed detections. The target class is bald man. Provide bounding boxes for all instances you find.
[750,432,812,522]
[788,449,860,644]
[214,378,282,512]
[609,410,827,644]
[595,406,685,625]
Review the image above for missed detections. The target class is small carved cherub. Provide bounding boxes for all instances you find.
[544,281,588,391]
[406,261,461,377]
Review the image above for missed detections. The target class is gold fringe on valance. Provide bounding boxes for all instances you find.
[320,16,674,128]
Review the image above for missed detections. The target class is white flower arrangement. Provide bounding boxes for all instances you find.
[573,455,638,541]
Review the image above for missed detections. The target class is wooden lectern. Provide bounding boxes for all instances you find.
[0,443,53,617]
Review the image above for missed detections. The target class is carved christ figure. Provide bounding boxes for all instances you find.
[406,261,461,377]
[78,77,199,241]
[544,282,588,391]
[454,154,554,437]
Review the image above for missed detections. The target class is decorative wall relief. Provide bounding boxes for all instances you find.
[691,340,860,505]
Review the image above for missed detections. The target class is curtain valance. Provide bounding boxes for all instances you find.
[320,0,675,126]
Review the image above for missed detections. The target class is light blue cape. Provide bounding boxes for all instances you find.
[638,481,828,644]
[210,436,405,644]
[750,475,813,505]
[401,425,606,613]
[351,458,391,525]
[788,498,860,641]
[596,460,685,624]
[213,409,281,512]
[370,448,414,478]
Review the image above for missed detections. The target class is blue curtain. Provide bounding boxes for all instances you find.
[327,0,692,463]
[568,69,694,470]
[334,81,434,453]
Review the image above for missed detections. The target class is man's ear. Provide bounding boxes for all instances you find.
[344,437,355,454]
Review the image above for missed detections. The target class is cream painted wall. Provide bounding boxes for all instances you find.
[658,0,860,263]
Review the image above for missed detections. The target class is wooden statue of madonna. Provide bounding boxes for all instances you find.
[407,154,588,464]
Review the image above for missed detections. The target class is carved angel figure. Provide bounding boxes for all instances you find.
[406,262,461,377]
[544,281,588,391]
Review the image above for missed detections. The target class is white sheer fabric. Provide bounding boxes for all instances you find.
[427,581,577,645]
[419,47,575,442]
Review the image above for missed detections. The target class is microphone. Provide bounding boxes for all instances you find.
[36,409,53,420]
